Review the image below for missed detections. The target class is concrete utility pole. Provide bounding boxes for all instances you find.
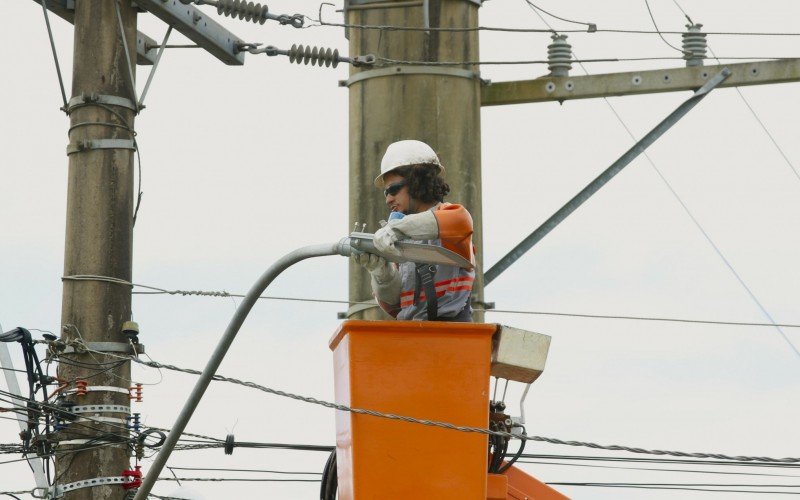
[345,0,485,320]
[57,1,138,497]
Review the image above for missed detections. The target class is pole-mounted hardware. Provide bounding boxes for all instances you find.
[181,0,305,28]
[64,93,138,114]
[484,67,732,285]
[241,43,376,68]
[682,23,707,67]
[547,34,572,77]
[66,139,136,155]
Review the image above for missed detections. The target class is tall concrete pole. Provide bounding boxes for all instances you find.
[56,0,137,497]
[346,0,484,320]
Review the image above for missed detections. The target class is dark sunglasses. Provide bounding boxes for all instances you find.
[383,180,407,197]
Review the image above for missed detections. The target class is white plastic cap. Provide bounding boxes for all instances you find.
[374,140,444,188]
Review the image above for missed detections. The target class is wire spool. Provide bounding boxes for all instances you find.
[216,0,270,25]
[547,34,572,77]
[682,23,707,67]
[288,44,340,68]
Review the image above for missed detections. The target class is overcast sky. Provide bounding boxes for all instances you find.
[2,1,800,498]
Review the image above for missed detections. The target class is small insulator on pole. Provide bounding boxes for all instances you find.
[682,23,707,67]
[547,34,573,77]
[224,434,235,455]
[75,380,88,396]
[128,383,143,402]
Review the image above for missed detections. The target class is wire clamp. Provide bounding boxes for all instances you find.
[66,138,136,155]
[64,93,138,114]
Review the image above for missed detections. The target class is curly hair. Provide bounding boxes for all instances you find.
[394,164,450,203]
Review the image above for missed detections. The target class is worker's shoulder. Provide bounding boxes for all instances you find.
[436,202,469,212]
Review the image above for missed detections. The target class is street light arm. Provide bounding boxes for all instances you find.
[134,240,352,499]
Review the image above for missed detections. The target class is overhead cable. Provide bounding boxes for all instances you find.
[642,0,688,54]
[522,0,596,32]
[83,350,800,464]
[547,482,800,495]
[60,274,800,328]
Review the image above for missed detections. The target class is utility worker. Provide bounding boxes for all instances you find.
[355,140,475,321]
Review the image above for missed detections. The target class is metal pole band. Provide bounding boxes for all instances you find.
[65,93,138,113]
[70,404,131,414]
[66,386,132,396]
[66,139,136,155]
[75,416,129,426]
[340,65,480,87]
[50,476,131,498]
[61,341,143,355]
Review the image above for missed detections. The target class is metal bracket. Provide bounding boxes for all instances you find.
[133,0,246,65]
[61,342,144,355]
[65,93,138,113]
[67,139,136,155]
[71,404,131,414]
[340,65,480,87]
[48,476,132,498]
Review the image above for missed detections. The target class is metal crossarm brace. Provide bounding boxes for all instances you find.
[481,59,800,106]
[132,0,246,65]
[29,0,159,65]
[483,68,731,285]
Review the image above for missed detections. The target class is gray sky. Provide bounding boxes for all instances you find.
[2,1,800,498]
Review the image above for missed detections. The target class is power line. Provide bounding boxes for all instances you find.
[516,459,800,478]
[167,466,322,475]
[81,350,800,464]
[642,0,687,54]
[547,482,800,495]
[157,477,320,483]
[308,18,800,37]
[60,274,800,328]
[522,0,596,31]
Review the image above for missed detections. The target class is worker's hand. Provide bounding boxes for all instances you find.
[353,252,397,284]
[373,226,402,257]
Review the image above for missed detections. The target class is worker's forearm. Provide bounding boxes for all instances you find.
[371,273,401,307]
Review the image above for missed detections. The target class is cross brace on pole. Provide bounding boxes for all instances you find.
[483,68,731,285]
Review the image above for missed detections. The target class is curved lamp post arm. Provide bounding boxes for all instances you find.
[134,240,352,499]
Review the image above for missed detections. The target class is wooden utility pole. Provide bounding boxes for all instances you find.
[57,1,138,497]
[345,0,485,320]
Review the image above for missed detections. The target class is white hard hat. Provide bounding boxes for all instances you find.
[374,140,444,188]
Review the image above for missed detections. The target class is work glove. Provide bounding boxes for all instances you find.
[354,252,401,305]
[353,252,396,284]
[372,210,439,257]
